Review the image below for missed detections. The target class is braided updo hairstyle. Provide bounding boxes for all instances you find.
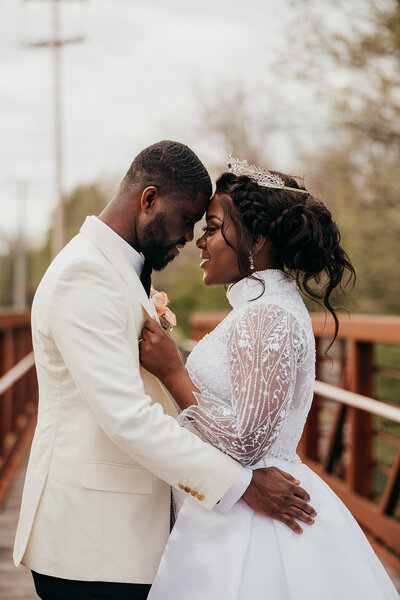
[215,171,355,348]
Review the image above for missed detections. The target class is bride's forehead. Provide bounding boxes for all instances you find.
[207,194,230,216]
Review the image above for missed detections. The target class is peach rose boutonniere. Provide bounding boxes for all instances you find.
[150,286,177,333]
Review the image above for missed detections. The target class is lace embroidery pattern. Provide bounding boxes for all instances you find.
[180,270,315,467]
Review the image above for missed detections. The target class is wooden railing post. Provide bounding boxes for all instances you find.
[347,340,374,498]
[0,329,15,458]
[190,312,400,571]
[0,312,37,509]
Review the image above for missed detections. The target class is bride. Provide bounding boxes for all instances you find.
[139,158,399,599]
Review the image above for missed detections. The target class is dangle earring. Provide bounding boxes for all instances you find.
[249,251,255,271]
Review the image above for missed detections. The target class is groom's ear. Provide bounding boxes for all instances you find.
[140,186,159,213]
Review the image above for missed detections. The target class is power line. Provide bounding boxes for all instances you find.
[23,0,87,258]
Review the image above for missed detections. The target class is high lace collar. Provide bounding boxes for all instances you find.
[226,269,298,309]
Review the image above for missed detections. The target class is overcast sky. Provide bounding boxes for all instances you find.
[1,0,327,248]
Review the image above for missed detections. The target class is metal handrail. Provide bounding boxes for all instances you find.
[314,380,400,424]
[184,337,400,424]
[0,351,35,396]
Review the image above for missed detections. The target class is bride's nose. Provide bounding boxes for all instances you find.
[196,232,206,249]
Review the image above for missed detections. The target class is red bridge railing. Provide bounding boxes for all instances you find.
[302,315,400,572]
[0,312,37,508]
[190,313,400,572]
[1,310,399,571]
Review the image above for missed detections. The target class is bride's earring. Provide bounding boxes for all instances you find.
[249,251,255,271]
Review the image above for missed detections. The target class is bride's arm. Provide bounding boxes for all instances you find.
[140,313,316,530]
[141,304,307,466]
[177,304,307,466]
[138,318,199,410]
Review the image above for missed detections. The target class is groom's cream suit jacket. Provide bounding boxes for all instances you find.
[13,216,240,584]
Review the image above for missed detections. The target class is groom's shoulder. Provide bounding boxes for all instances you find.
[37,232,116,295]
[32,233,130,336]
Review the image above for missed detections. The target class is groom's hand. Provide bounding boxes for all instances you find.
[242,467,317,534]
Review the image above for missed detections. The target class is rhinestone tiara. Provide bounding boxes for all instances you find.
[227,155,308,194]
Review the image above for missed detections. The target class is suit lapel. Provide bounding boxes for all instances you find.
[79,217,178,418]
[79,216,156,318]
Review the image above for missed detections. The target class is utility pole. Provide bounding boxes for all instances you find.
[13,181,27,309]
[24,0,86,258]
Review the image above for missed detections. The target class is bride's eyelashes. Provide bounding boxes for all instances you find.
[202,225,221,234]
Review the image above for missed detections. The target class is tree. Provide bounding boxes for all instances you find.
[197,84,274,166]
[0,183,110,307]
[62,183,110,245]
[285,0,400,313]
[288,0,400,148]
[306,141,400,314]
[187,1,400,319]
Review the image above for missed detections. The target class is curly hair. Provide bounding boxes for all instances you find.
[215,171,356,349]
[121,140,212,200]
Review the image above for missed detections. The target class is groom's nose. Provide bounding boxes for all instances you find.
[184,227,194,242]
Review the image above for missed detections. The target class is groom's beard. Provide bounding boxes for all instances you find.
[142,213,186,271]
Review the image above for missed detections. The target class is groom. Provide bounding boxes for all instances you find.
[14,141,316,600]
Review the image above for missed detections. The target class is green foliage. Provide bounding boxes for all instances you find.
[375,344,400,415]
[28,183,108,298]
[376,343,400,371]
[62,184,108,244]
[0,254,13,306]
[372,467,388,498]
[159,265,229,337]
[373,344,400,479]
[0,183,109,307]
[284,0,400,315]
[26,238,51,305]
[306,142,400,315]
[290,0,400,147]
[373,435,397,468]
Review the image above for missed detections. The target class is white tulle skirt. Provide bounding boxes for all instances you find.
[148,457,399,599]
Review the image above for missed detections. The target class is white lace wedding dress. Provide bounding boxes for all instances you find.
[148,270,398,599]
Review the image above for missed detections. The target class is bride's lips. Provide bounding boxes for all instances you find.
[200,256,210,269]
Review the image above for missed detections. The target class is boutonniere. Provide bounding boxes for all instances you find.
[150,286,177,333]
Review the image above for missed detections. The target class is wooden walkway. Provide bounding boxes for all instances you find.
[1,455,399,599]
[0,457,35,599]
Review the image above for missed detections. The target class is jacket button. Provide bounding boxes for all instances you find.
[191,489,198,496]
[178,483,184,490]
[184,486,191,493]
[197,493,205,501]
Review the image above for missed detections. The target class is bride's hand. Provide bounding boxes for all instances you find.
[139,318,185,382]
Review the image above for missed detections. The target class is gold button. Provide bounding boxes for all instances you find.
[178,483,184,490]
[184,486,191,493]
[191,489,198,497]
[197,493,205,501]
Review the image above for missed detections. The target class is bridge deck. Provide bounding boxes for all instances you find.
[1,456,400,598]
[0,457,35,599]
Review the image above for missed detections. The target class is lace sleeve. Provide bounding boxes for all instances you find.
[178,304,304,466]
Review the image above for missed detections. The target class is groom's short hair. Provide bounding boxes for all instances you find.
[122,140,212,200]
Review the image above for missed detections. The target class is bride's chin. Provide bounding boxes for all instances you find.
[202,273,228,287]
[202,274,213,286]
[202,272,216,286]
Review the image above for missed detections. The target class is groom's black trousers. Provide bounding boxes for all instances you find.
[32,571,151,600]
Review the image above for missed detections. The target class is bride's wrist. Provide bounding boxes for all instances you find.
[161,365,186,389]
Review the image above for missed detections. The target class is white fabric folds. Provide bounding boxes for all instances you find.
[150,458,398,599]
[149,270,399,599]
